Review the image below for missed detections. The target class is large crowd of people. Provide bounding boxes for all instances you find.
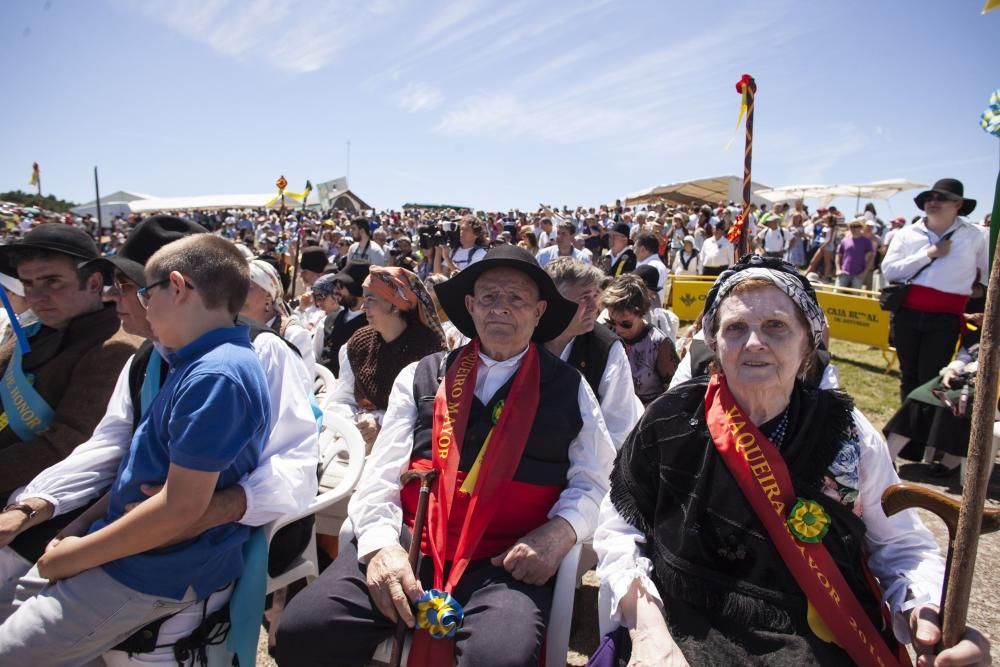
[0,177,992,665]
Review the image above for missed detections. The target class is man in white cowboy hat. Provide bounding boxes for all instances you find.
[883,178,987,402]
[277,244,615,667]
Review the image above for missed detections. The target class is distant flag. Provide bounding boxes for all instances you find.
[283,179,313,203]
[28,162,39,187]
[981,88,1000,137]
[303,179,313,197]
[984,0,1000,14]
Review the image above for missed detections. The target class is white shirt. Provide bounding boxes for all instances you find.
[347,347,617,561]
[594,408,945,644]
[558,337,643,450]
[268,315,316,384]
[700,235,735,268]
[671,249,701,276]
[450,245,488,270]
[14,334,320,527]
[760,226,787,253]
[294,302,328,333]
[348,240,386,266]
[636,254,668,306]
[881,218,987,295]
[534,245,592,269]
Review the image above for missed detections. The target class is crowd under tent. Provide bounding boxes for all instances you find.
[624,175,773,208]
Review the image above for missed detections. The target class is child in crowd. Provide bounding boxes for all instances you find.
[0,235,272,665]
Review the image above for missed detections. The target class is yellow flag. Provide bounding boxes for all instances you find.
[985,0,1000,13]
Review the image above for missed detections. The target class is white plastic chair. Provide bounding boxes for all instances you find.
[340,520,583,667]
[266,409,366,593]
[313,365,337,412]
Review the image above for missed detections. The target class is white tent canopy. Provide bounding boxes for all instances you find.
[756,179,927,206]
[625,175,772,207]
[128,191,323,213]
[71,190,154,220]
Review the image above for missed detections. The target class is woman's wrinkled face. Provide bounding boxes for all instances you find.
[713,286,809,397]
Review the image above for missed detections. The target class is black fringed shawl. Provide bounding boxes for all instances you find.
[610,377,896,665]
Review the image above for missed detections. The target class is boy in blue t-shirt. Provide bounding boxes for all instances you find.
[0,235,272,665]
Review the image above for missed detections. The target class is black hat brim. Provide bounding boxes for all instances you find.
[87,256,146,287]
[0,239,96,277]
[434,256,578,342]
[914,190,976,217]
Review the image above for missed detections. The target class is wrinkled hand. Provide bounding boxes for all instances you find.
[0,510,27,550]
[366,543,423,627]
[942,369,960,390]
[628,627,690,667]
[928,240,952,259]
[966,312,985,328]
[37,535,85,581]
[490,518,575,586]
[356,414,380,450]
[909,604,991,666]
[298,292,314,309]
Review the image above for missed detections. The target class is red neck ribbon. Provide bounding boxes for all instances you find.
[704,375,903,667]
[410,338,540,666]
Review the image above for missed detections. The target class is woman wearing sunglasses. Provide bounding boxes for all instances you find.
[599,274,678,405]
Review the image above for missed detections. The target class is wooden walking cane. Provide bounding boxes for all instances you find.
[882,230,1000,649]
[390,468,439,667]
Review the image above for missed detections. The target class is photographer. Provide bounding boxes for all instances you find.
[444,215,489,273]
[347,217,386,266]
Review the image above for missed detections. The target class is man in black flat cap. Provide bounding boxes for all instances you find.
[883,178,987,403]
[278,245,615,667]
[0,224,141,501]
[600,222,636,277]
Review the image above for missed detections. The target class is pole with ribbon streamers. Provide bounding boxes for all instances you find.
[725,74,756,260]
[882,228,1000,649]
[288,181,312,299]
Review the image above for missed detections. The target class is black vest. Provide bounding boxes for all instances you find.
[566,324,619,399]
[320,309,368,377]
[411,346,583,487]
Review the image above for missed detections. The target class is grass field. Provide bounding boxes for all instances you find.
[825,338,900,429]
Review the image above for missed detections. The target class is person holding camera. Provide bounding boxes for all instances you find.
[882,178,987,402]
[445,215,489,273]
[348,218,386,267]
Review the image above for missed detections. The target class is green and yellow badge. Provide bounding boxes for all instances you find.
[787,498,830,543]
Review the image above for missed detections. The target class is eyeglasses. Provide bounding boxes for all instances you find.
[136,276,193,309]
[111,275,138,296]
[923,192,956,203]
[608,318,636,330]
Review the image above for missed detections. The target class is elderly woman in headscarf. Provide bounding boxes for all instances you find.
[310,272,343,372]
[594,255,989,666]
[326,265,446,447]
[242,258,316,380]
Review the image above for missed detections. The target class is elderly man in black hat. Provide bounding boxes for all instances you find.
[600,222,637,277]
[882,178,987,403]
[0,224,141,502]
[277,245,615,667]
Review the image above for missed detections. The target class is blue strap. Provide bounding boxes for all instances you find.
[308,393,323,433]
[0,288,30,353]
[139,348,163,417]
[226,528,267,667]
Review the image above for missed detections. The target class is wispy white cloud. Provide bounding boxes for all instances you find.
[398,83,444,112]
[117,0,405,73]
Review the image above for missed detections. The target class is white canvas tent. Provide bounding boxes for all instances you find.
[625,175,772,207]
[71,191,153,221]
[757,179,927,208]
[128,192,322,213]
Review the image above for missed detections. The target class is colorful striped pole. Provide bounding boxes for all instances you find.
[737,75,756,259]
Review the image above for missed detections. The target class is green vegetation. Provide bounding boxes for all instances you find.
[0,190,78,213]
[827,339,900,430]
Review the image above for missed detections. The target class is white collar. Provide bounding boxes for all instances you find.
[478,345,529,368]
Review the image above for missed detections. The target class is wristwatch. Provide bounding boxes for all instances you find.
[2,503,37,520]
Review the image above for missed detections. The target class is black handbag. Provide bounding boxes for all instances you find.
[878,230,955,312]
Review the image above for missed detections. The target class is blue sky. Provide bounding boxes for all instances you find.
[2,0,998,219]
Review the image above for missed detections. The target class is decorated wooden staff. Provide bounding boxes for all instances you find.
[726,74,757,260]
[390,468,439,667]
[883,229,1000,648]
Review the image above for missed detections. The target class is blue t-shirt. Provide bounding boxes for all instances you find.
[90,325,271,600]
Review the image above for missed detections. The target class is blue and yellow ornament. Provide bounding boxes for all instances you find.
[416,589,464,639]
[787,498,830,544]
[981,88,1000,138]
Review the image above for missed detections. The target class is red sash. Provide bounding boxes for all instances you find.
[409,339,541,666]
[902,284,968,315]
[704,376,902,667]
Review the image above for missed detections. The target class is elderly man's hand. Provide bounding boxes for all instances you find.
[490,517,576,586]
[367,543,423,627]
[927,240,952,259]
[909,604,991,666]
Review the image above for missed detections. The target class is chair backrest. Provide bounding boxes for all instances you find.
[314,365,337,411]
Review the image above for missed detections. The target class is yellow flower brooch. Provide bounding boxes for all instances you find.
[787,498,830,543]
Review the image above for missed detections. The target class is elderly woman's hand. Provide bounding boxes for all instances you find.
[909,604,991,666]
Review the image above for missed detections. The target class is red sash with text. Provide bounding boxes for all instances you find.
[704,375,903,667]
[902,284,968,315]
[409,338,541,666]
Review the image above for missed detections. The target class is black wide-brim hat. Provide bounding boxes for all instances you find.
[914,178,976,217]
[86,215,207,287]
[0,223,99,276]
[300,247,329,274]
[332,260,371,297]
[434,244,578,342]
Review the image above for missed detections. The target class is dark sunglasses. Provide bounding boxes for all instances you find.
[923,192,956,203]
[608,318,636,330]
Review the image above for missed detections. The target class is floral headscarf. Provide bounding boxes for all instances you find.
[363,266,446,345]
